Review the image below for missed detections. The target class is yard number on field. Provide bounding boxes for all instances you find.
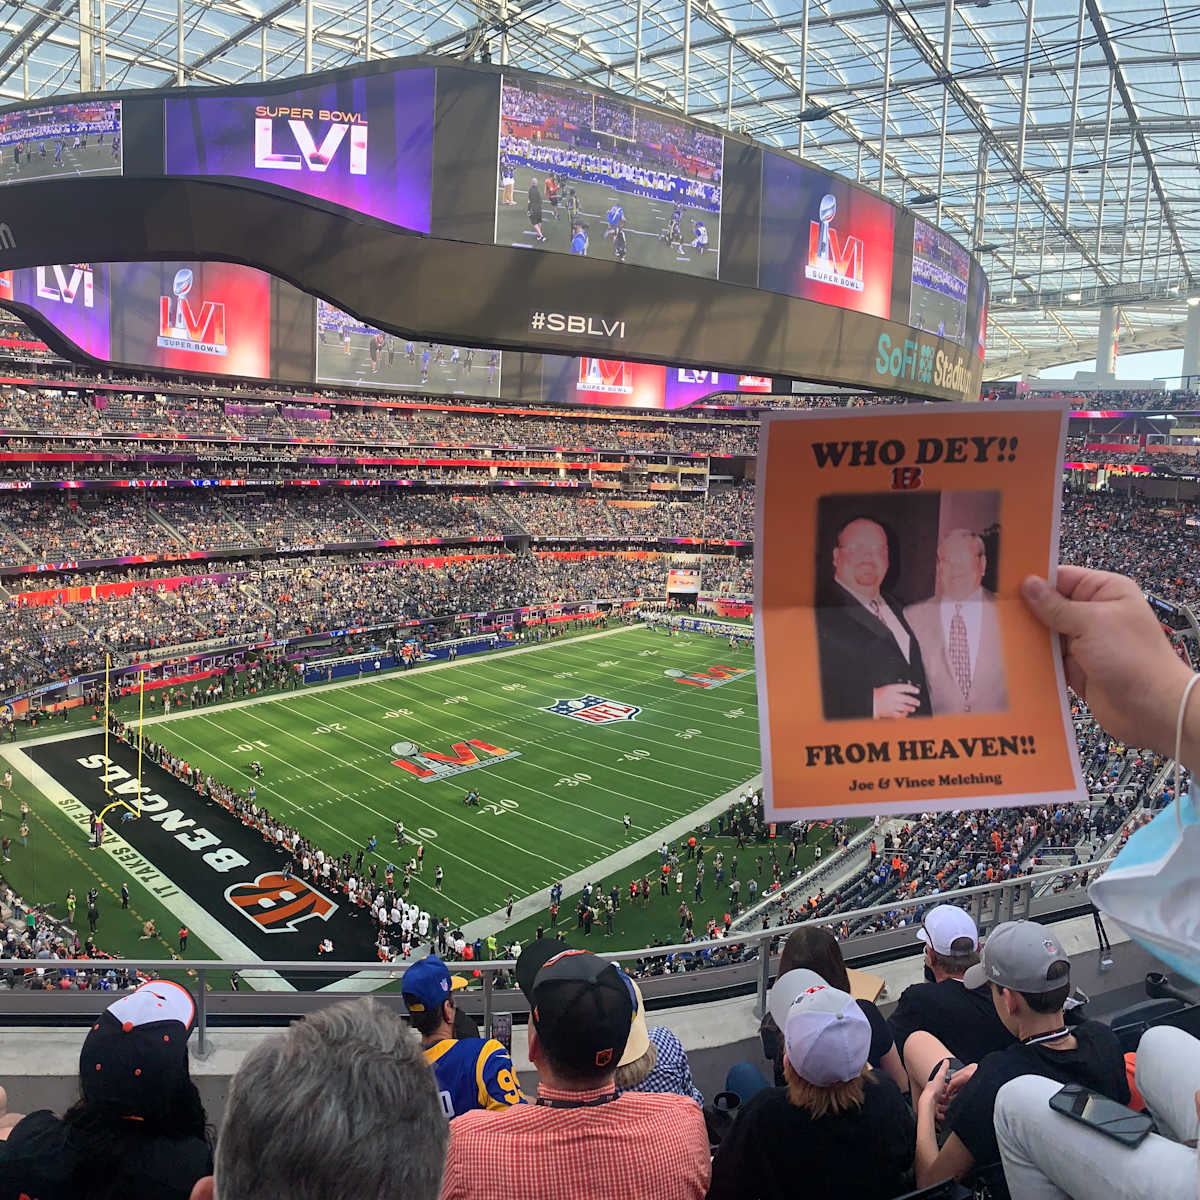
[675,728,703,740]
[235,740,268,752]
[313,723,345,734]
[554,773,591,788]
[479,799,520,817]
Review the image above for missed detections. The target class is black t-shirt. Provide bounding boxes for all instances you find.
[888,977,1015,1064]
[0,1110,212,1200]
[762,999,895,1086]
[707,1073,915,1200]
[947,1021,1130,1172]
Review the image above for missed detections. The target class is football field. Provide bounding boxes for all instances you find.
[496,174,721,277]
[146,626,760,932]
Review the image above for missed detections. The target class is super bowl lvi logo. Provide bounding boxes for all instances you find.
[225,871,337,933]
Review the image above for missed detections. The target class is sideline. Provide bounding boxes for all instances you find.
[17,623,648,749]
[460,772,764,943]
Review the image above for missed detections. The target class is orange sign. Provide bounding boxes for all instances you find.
[754,402,1083,820]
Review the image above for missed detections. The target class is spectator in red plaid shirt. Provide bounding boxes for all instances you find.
[440,941,710,1200]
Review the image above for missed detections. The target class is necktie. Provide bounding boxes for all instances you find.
[869,599,883,620]
[949,603,971,699]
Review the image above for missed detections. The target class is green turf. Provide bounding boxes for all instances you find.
[146,627,761,931]
[500,819,846,954]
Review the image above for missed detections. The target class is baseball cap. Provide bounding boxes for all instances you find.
[80,980,197,1117]
[917,905,980,957]
[617,973,650,1068]
[768,968,870,1087]
[401,954,468,1013]
[516,941,633,1074]
[963,921,1069,993]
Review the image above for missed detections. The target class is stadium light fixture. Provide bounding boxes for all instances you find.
[1066,291,1082,301]
[910,192,939,206]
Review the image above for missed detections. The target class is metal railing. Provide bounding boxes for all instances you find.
[0,857,1116,1057]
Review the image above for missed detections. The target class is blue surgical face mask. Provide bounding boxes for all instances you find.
[1089,790,1200,985]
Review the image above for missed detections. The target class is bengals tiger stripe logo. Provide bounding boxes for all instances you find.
[224,872,338,934]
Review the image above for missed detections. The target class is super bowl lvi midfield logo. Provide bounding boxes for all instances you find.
[224,871,337,933]
[390,738,521,782]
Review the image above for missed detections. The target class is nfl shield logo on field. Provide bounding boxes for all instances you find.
[543,695,641,724]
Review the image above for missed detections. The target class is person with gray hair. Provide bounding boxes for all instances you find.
[904,527,1009,715]
[188,997,447,1200]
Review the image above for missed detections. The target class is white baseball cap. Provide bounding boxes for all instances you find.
[768,968,870,1087]
[917,905,980,957]
[617,973,651,1068]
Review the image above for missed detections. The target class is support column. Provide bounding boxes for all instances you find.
[1096,304,1118,379]
[304,0,313,74]
[878,16,891,194]
[682,0,691,115]
[1182,303,1200,387]
[79,0,94,92]
[176,0,184,84]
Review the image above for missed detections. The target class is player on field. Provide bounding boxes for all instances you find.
[613,225,628,263]
[692,220,710,255]
[604,201,625,240]
[569,221,588,256]
[544,175,561,219]
[565,187,580,224]
[527,178,546,243]
[623,813,632,837]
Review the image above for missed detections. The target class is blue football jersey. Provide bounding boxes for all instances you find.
[424,1037,524,1118]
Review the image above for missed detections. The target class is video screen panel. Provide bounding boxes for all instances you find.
[0,101,122,186]
[665,368,772,409]
[315,300,501,396]
[909,218,969,342]
[759,152,894,319]
[164,69,435,232]
[11,264,111,359]
[109,260,271,378]
[497,76,722,278]
[544,356,771,410]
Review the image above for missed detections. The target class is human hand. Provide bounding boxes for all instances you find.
[1021,568,1194,762]
[937,1062,977,1123]
[874,682,923,719]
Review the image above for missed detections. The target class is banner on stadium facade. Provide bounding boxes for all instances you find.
[754,401,1083,820]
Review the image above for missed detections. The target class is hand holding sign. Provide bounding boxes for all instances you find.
[1022,567,1195,766]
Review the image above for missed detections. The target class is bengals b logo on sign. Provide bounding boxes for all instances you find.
[891,466,924,491]
[224,872,338,934]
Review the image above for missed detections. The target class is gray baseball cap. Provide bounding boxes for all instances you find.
[963,921,1069,993]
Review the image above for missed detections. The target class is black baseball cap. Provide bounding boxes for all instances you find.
[80,980,197,1118]
[516,941,633,1074]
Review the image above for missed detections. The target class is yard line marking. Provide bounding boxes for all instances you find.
[185,717,487,913]
[234,707,575,876]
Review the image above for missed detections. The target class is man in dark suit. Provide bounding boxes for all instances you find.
[816,516,932,720]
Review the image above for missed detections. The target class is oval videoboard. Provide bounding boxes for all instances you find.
[0,57,988,401]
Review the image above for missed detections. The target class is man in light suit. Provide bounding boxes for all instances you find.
[904,529,1008,715]
[815,516,932,720]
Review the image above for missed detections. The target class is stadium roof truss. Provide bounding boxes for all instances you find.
[3,0,1199,378]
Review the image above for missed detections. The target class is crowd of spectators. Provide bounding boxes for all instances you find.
[1058,490,1200,607]
[0,551,700,693]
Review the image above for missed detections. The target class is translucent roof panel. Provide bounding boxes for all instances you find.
[3,0,1198,375]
